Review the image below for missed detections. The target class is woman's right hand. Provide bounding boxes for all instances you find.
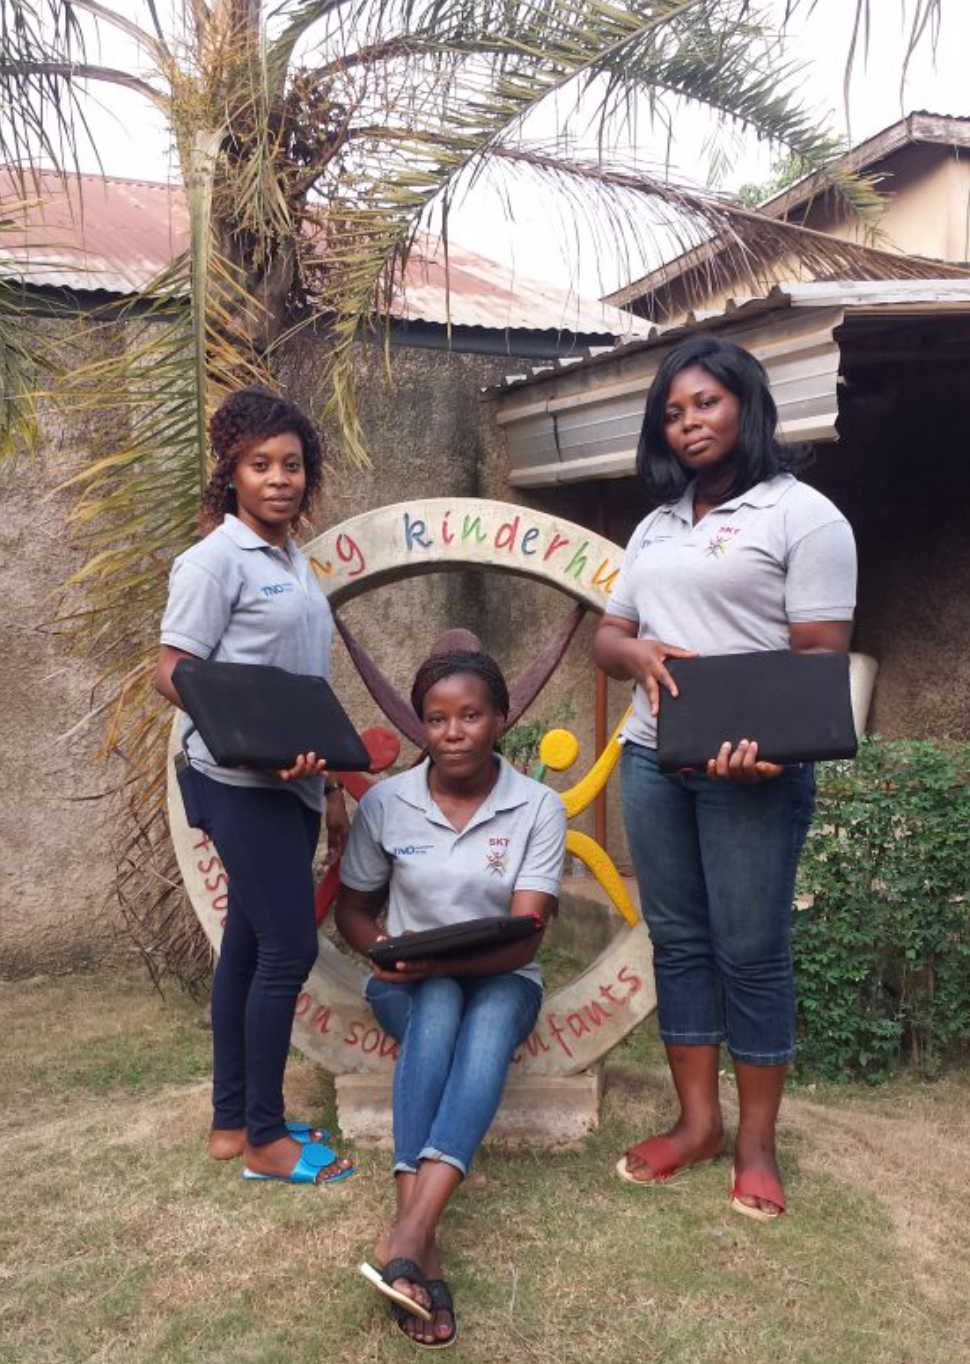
[278,751,328,782]
[593,617,696,713]
[368,932,437,983]
[627,637,699,717]
[370,959,436,983]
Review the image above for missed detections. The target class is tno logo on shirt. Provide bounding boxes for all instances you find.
[393,843,434,857]
[260,582,297,597]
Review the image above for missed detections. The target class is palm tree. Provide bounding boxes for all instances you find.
[0,0,947,978]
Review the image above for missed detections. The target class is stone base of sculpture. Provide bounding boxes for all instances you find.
[335,1066,604,1149]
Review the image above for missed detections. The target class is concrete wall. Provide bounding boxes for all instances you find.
[802,144,970,265]
[0,392,123,974]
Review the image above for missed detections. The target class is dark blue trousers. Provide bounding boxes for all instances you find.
[196,773,321,1145]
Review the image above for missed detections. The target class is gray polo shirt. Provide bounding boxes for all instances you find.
[606,474,857,749]
[340,756,567,987]
[160,514,334,811]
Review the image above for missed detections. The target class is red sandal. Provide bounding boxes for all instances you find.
[730,1165,786,1221]
[616,1134,716,1185]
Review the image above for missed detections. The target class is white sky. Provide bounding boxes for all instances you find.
[60,1,970,298]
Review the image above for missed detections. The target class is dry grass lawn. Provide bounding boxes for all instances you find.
[2,971,969,1364]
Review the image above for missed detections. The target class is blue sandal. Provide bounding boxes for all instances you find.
[286,1121,332,1144]
[242,1141,355,1185]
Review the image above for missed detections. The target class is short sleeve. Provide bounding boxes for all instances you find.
[605,516,653,624]
[514,792,567,896]
[339,792,392,892]
[160,559,233,656]
[785,519,857,623]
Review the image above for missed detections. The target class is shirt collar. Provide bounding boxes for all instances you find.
[395,755,532,822]
[669,472,794,523]
[220,513,300,559]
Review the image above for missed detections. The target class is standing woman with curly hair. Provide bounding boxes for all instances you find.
[154,386,354,1186]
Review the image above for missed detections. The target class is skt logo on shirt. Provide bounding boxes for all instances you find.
[485,848,509,877]
[393,843,434,857]
[704,526,741,559]
[260,582,297,597]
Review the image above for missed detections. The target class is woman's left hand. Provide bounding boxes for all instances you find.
[324,792,350,866]
[707,739,784,783]
[278,751,328,781]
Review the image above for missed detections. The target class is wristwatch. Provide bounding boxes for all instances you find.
[324,779,345,796]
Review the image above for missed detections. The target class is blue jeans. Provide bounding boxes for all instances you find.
[366,973,542,1176]
[621,743,815,1065]
[194,773,321,1145]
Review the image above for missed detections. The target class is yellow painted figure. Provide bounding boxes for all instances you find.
[538,712,639,926]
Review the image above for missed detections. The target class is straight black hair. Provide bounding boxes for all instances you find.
[635,334,810,504]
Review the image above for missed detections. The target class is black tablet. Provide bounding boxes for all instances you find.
[368,915,541,967]
[172,658,371,770]
[658,650,857,773]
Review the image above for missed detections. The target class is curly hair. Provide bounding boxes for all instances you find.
[200,385,325,533]
[410,649,510,721]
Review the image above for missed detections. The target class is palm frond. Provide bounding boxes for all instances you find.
[0,196,66,459]
[0,1,95,175]
[48,243,273,775]
[785,1,942,122]
[290,0,908,459]
[486,143,967,306]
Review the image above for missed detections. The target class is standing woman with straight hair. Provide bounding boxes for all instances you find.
[154,385,353,1186]
[594,335,856,1220]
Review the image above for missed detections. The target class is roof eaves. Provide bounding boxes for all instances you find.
[760,111,970,222]
[604,112,970,311]
[494,278,970,398]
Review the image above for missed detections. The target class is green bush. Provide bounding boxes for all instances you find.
[794,737,970,1081]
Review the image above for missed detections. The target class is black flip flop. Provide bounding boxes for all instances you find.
[359,1258,433,1322]
[398,1271,463,1347]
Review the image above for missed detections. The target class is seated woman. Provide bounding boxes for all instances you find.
[336,649,566,1347]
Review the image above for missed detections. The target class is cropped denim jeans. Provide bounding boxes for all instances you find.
[621,742,815,1065]
[365,972,542,1176]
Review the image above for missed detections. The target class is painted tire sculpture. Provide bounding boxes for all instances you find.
[168,498,657,1077]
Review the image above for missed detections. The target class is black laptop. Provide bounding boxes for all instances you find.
[658,650,857,773]
[368,915,541,968]
[172,658,371,771]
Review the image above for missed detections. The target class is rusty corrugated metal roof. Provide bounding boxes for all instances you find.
[390,234,634,335]
[0,168,634,337]
[0,168,189,292]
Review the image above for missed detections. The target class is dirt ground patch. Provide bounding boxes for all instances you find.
[2,971,969,1364]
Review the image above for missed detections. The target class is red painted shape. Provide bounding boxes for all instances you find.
[315,726,401,922]
[362,727,401,774]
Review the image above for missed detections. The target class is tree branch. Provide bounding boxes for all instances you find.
[0,61,166,109]
[70,0,170,62]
